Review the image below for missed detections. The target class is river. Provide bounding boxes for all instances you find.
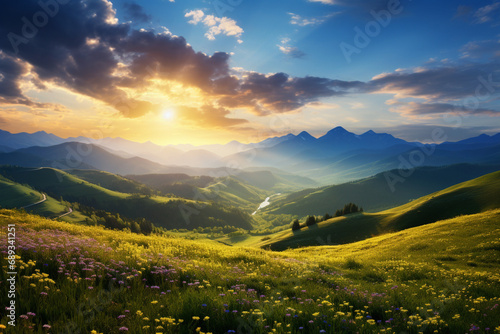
[252,193,280,215]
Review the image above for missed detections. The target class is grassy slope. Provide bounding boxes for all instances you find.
[0,175,75,218]
[263,170,500,250]
[200,176,270,209]
[0,208,499,333]
[0,176,41,208]
[0,166,254,230]
[267,164,500,216]
[67,169,153,195]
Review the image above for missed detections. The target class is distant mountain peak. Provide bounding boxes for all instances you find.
[297,131,315,140]
[328,126,349,134]
[362,130,376,135]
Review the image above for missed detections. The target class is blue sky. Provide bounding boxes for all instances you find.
[0,0,499,144]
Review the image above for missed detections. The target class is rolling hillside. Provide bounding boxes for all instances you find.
[266,163,500,215]
[263,170,500,250]
[1,207,498,333]
[68,169,155,195]
[0,166,255,230]
[0,175,82,220]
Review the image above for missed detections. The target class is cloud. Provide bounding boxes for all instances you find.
[288,12,337,26]
[277,38,306,58]
[217,72,364,115]
[123,2,152,23]
[461,39,500,59]
[0,0,240,118]
[388,101,500,119]
[367,61,500,101]
[454,2,500,25]
[185,10,243,43]
[473,2,500,24]
[179,104,248,128]
[307,0,394,13]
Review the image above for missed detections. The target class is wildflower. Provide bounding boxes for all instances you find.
[43,324,51,329]
[192,316,200,320]
[119,327,128,331]
[203,316,210,321]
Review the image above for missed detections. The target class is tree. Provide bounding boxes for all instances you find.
[140,219,153,235]
[292,219,301,231]
[305,215,316,227]
[130,221,141,234]
[323,213,332,221]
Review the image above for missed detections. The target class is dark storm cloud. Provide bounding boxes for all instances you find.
[123,2,152,23]
[218,73,364,115]
[0,54,25,98]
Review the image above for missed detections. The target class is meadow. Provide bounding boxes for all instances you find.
[1,208,499,333]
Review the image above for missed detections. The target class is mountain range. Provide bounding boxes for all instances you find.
[1,128,500,184]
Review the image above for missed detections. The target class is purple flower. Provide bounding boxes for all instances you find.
[119,327,128,331]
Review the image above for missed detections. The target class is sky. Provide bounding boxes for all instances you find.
[0,0,499,145]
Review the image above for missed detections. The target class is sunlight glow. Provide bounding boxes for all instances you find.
[162,109,175,120]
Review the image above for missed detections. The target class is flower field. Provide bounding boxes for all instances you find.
[1,208,500,333]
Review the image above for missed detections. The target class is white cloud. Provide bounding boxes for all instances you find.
[185,10,243,42]
[288,12,337,26]
[277,38,305,58]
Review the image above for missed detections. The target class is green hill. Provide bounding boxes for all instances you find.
[263,170,500,250]
[0,166,254,230]
[0,174,84,220]
[266,163,500,216]
[68,169,154,195]
[0,174,41,208]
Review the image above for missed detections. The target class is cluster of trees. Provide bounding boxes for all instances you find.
[291,203,363,231]
[75,202,155,235]
[334,203,363,217]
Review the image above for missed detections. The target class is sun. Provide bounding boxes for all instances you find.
[161,108,175,120]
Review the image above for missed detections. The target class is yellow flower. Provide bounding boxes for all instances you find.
[203,316,210,321]
[151,300,158,304]
[0,324,6,329]
[192,316,200,321]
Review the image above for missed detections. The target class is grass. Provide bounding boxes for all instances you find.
[263,170,500,250]
[1,208,499,333]
[0,177,41,208]
[266,164,500,215]
[0,175,78,219]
